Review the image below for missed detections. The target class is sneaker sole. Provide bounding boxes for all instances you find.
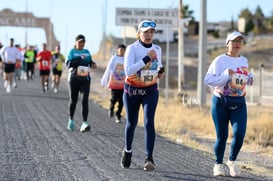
[213,172,225,176]
[120,162,130,169]
[67,126,74,131]
[80,125,91,132]
[144,163,155,171]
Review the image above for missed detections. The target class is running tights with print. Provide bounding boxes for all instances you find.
[123,84,158,159]
[68,78,90,122]
[211,95,247,164]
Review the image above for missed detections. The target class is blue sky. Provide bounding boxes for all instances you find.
[0,0,272,55]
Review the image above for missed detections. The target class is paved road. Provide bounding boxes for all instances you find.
[0,73,271,181]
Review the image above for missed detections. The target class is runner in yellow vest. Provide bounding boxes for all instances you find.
[51,45,65,93]
[24,45,36,81]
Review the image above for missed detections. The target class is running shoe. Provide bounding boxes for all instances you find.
[80,121,91,132]
[67,119,75,131]
[6,85,11,93]
[226,160,240,177]
[13,82,17,88]
[54,88,58,93]
[213,163,225,176]
[121,150,132,168]
[108,110,114,117]
[4,80,8,88]
[44,81,49,90]
[115,116,121,123]
[144,157,156,171]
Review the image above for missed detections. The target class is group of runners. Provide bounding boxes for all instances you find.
[0,38,65,93]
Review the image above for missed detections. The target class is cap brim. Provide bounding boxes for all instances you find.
[139,27,155,32]
[226,32,243,44]
[230,35,243,41]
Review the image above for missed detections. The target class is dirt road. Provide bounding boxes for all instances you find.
[0,71,271,181]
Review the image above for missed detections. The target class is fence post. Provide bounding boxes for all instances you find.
[250,68,254,103]
[259,63,264,102]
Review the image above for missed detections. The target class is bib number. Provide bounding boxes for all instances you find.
[42,60,49,67]
[77,66,90,77]
[140,70,157,83]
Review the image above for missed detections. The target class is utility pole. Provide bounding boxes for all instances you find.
[197,0,207,106]
[25,0,28,47]
[102,0,108,61]
[178,0,184,93]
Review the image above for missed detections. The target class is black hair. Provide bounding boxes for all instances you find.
[117,44,126,49]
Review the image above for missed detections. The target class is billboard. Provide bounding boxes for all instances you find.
[116,8,179,28]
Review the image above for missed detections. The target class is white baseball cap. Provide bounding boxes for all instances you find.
[226,31,243,45]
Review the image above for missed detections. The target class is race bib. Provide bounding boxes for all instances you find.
[77,66,90,77]
[230,73,247,90]
[140,70,157,83]
[42,60,49,67]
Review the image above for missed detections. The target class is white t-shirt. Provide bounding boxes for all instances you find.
[204,53,253,97]
[0,46,21,64]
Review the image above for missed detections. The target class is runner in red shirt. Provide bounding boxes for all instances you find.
[36,43,52,93]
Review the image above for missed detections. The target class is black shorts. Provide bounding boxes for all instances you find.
[40,70,50,76]
[52,68,62,76]
[4,63,15,73]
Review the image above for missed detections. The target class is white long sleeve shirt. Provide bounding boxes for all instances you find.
[124,40,162,87]
[204,53,253,97]
[101,54,125,90]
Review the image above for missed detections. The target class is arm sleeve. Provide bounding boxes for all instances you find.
[0,47,6,61]
[66,56,82,68]
[101,56,114,87]
[65,50,82,68]
[124,45,146,76]
[204,58,230,87]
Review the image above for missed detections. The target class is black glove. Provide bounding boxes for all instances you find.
[158,66,165,74]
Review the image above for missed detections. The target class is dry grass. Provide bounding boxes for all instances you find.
[91,88,273,155]
[245,106,273,148]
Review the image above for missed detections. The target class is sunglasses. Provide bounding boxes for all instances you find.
[141,22,156,28]
[230,40,242,44]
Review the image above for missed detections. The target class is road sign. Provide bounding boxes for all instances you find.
[116,8,179,28]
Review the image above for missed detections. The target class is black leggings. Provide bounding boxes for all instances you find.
[26,62,34,80]
[68,78,90,122]
[110,89,124,118]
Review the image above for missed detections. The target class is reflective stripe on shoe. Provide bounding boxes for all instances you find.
[213,163,225,176]
[80,121,91,132]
